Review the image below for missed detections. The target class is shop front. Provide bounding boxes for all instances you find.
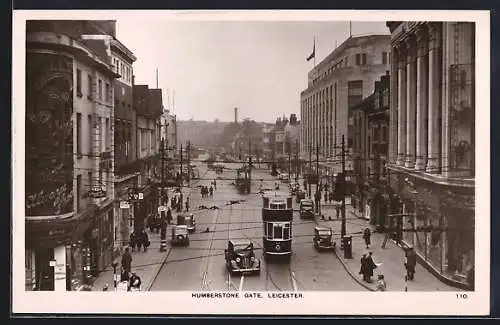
[25,205,96,291]
[95,200,114,272]
[388,170,474,289]
[114,172,139,251]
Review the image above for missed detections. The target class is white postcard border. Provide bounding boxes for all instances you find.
[12,9,490,315]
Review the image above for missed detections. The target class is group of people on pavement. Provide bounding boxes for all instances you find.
[129,230,150,252]
[200,185,214,198]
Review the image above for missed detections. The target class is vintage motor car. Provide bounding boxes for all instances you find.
[295,189,306,203]
[177,213,196,232]
[313,226,336,251]
[299,199,315,219]
[171,225,190,246]
[224,239,261,275]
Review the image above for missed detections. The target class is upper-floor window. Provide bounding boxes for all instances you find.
[76,69,82,96]
[87,74,93,99]
[382,52,388,65]
[356,54,361,65]
[105,83,110,102]
[362,53,367,65]
[76,113,82,157]
[98,79,103,100]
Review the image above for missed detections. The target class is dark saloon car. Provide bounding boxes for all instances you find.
[177,213,196,232]
[313,226,336,251]
[299,199,315,219]
[224,239,261,275]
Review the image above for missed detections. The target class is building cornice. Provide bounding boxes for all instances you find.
[387,163,475,188]
[111,38,137,63]
[27,31,120,78]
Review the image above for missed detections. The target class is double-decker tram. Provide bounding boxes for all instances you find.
[262,191,293,262]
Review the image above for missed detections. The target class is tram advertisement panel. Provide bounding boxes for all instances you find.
[262,209,293,222]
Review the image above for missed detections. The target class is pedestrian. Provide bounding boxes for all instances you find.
[214,180,217,190]
[363,252,377,283]
[376,274,387,291]
[141,229,150,252]
[335,202,340,218]
[136,231,143,252]
[363,227,372,249]
[121,247,132,274]
[329,191,334,204]
[359,254,367,281]
[185,199,189,212]
[129,233,136,252]
[404,246,417,280]
[166,207,172,224]
[129,272,142,291]
[209,186,214,196]
[324,191,328,203]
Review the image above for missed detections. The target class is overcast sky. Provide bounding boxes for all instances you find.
[116,20,389,123]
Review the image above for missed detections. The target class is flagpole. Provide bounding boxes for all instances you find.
[349,21,352,38]
[314,36,316,67]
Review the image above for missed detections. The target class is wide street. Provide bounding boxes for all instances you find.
[150,158,362,291]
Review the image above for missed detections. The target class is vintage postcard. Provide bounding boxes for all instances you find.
[12,10,490,315]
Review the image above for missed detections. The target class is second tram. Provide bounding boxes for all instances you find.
[262,191,293,262]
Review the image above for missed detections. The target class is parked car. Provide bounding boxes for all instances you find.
[177,213,196,232]
[295,189,306,203]
[279,173,290,183]
[313,226,336,251]
[171,225,189,246]
[224,239,261,275]
[299,199,315,219]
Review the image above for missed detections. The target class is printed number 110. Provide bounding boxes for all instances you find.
[457,293,468,299]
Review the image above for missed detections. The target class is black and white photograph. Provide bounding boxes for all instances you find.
[12,10,490,315]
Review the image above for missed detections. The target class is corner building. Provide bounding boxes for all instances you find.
[386,22,475,289]
[300,35,390,177]
[25,21,119,291]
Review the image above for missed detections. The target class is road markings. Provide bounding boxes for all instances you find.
[291,272,298,292]
[239,275,245,291]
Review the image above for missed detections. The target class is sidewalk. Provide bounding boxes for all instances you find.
[92,186,195,292]
[315,203,457,292]
[91,230,168,291]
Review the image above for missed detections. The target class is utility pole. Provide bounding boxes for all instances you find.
[341,135,346,239]
[248,138,252,194]
[160,138,165,204]
[187,140,191,187]
[288,141,291,183]
[308,143,312,198]
[295,139,299,183]
[180,143,183,188]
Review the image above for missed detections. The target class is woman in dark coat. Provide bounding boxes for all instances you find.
[363,252,377,282]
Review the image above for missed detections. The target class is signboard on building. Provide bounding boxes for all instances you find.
[158,206,167,213]
[120,201,130,209]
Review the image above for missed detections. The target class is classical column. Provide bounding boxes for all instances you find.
[396,42,407,166]
[405,36,417,168]
[389,46,399,164]
[415,26,429,170]
[426,23,442,173]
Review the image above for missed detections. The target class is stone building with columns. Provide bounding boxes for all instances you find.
[386,21,475,289]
